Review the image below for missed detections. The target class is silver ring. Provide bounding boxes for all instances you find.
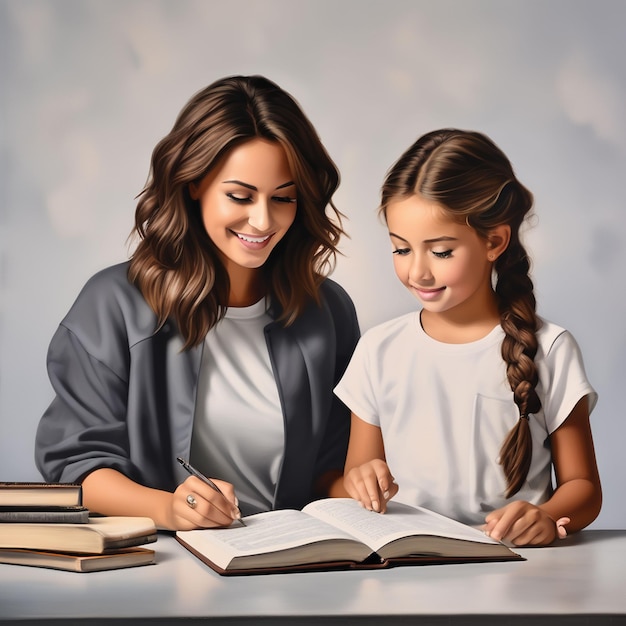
[186,494,197,509]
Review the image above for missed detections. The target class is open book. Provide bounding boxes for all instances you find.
[176,498,523,575]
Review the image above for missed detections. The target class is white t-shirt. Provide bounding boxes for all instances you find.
[190,298,284,516]
[334,311,597,525]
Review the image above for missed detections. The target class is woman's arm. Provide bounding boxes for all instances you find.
[485,395,602,545]
[82,468,241,531]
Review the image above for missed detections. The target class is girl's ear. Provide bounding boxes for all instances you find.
[486,225,511,261]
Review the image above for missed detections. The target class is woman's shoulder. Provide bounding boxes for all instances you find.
[319,277,353,305]
[61,262,157,344]
[318,277,358,323]
[68,262,143,312]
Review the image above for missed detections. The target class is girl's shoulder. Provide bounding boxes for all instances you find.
[359,311,419,348]
[536,317,582,357]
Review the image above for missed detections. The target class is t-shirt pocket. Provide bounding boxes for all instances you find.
[468,394,519,511]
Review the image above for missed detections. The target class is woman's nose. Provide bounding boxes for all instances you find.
[247,199,271,231]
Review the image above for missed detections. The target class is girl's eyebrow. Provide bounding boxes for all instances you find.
[389,232,458,244]
[222,180,295,191]
[389,232,410,244]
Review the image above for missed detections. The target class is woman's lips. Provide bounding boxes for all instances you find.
[233,231,273,249]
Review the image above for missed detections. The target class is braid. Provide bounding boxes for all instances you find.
[496,238,541,497]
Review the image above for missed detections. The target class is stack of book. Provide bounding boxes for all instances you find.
[0,482,157,572]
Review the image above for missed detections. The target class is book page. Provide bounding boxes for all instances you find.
[176,509,370,570]
[303,499,499,553]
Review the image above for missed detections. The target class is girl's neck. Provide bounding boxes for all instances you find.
[420,295,501,344]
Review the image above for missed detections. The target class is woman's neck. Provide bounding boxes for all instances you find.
[226,264,266,308]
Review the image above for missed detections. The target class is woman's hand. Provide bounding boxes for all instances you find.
[169,476,242,530]
[343,459,398,513]
[483,500,565,546]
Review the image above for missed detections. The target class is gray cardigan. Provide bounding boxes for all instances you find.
[35,262,360,511]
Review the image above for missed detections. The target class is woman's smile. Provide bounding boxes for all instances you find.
[231,230,274,249]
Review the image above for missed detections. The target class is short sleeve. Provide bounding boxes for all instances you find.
[334,334,381,427]
[540,329,597,434]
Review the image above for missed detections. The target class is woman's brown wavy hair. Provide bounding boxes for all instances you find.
[128,75,344,349]
[380,129,539,498]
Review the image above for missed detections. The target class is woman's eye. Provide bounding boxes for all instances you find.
[432,249,453,259]
[273,196,297,204]
[392,248,411,256]
[226,192,252,203]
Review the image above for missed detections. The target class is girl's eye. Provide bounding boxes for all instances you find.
[432,249,453,259]
[273,196,297,204]
[392,248,411,256]
[226,192,252,203]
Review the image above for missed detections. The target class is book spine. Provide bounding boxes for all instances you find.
[0,510,90,524]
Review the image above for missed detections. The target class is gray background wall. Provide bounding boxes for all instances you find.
[1,0,624,529]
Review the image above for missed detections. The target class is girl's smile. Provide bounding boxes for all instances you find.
[411,285,446,301]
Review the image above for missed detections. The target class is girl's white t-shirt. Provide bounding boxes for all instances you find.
[190,298,284,516]
[334,311,597,525]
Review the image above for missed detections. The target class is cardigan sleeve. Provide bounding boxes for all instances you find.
[35,323,138,484]
[34,264,150,484]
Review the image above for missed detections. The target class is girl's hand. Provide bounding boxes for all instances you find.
[343,459,398,513]
[170,476,241,530]
[483,500,566,546]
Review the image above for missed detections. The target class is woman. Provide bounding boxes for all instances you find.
[35,75,359,531]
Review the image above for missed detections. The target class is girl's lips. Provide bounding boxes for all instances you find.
[413,286,446,301]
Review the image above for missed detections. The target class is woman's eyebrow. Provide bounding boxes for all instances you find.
[222,180,295,191]
[276,181,295,190]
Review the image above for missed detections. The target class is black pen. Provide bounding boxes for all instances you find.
[176,457,246,526]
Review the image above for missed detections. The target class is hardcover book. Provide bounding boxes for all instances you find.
[0,482,82,507]
[0,516,158,554]
[0,506,90,524]
[0,546,156,572]
[176,498,523,576]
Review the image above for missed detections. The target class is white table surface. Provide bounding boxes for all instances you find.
[1,530,625,625]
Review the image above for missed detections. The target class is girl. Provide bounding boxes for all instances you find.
[35,75,359,531]
[335,129,601,546]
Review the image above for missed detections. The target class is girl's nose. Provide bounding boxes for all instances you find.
[409,255,434,284]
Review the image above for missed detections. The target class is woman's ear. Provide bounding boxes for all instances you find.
[188,182,200,201]
[486,225,511,261]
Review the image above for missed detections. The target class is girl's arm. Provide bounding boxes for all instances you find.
[82,468,241,531]
[485,395,602,545]
[341,414,398,512]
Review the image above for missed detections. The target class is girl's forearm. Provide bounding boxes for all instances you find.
[539,478,602,533]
